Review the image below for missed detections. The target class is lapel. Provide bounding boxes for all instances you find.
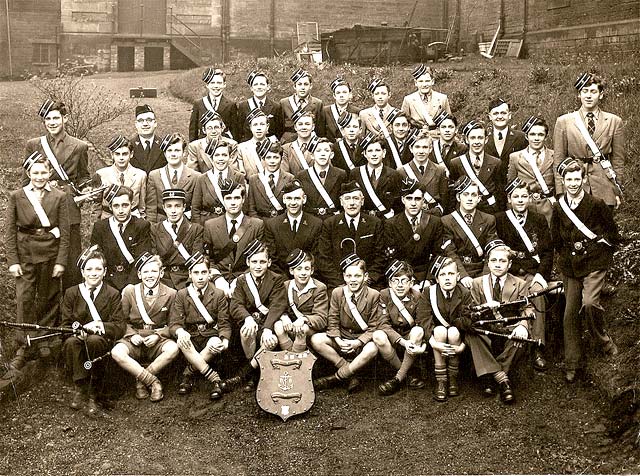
[176,219,191,242]
[234,216,253,263]
[323,166,340,194]
[177,167,192,188]
[502,130,516,158]
[293,279,317,307]
[278,215,295,241]
[502,274,518,302]
[478,156,494,182]
[148,284,170,315]
[422,161,437,185]
[593,112,609,142]
[258,272,274,301]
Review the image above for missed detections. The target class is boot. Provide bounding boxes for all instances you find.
[447,356,460,397]
[70,384,86,410]
[378,377,402,396]
[135,381,150,400]
[209,381,223,400]
[313,373,341,390]
[177,373,194,395]
[433,379,447,402]
[149,380,164,402]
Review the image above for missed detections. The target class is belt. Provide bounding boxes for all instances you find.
[185,323,215,333]
[112,264,129,273]
[133,324,164,331]
[578,154,610,165]
[17,226,53,236]
[531,192,552,201]
[169,265,188,273]
[461,256,482,265]
[307,206,338,217]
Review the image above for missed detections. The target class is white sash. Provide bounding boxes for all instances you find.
[245,143,265,175]
[505,211,540,263]
[402,164,436,204]
[389,290,414,326]
[246,273,269,315]
[459,155,496,206]
[202,95,216,113]
[343,287,368,331]
[522,149,556,204]
[429,286,450,327]
[22,186,60,238]
[359,167,393,219]
[160,167,173,190]
[288,96,298,114]
[257,173,284,211]
[482,274,498,304]
[287,281,307,321]
[337,140,356,170]
[386,136,403,169]
[291,142,310,171]
[559,196,597,240]
[109,219,135,264]
[134,284,155,326]
[451,211,483,257]
[373,112,391,138]
[39,136,70,182]
[161,221,192,260]
[330,104,341,126]
[187,285,215,325]
[432,139,451,176]
[199,141,214,170]
[572,112,607,164]
[308,168,335,208]
[79,283,102,323]
[206,170,225,204]
[248,97,259,111]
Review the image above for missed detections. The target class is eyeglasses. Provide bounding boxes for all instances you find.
[390,277,412,286]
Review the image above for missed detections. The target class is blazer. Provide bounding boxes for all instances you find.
[283,277,329,330]
[349,165,403,216]
[169,284,232,340]
[332,138,366,172]
[441,210,497,279]
[398,160,449,213]
[470,273,533,326]
[25,132,89,225]
[151,219,204,268]
[189,94,237,142]
[553,110,625,206]
[185,136,239,174]
[495,210,553,279]
[379,288,424,343]
[121,282,177,337]
[236,96,283,141]
[230,269,288,330]
[247,171,294,218]
[450,153,503,213]
[485,127,528,184]
[359,103,395,135]
[96,165,147,219]
[429,139,467,174]
[281,141,315,176]
[263,212,323,274]
[279,95,324,142]
[317,213,385,288]
[191,168,246,225]
[236,138,264,178]
[383,212,444,280]
[415,283,473,335]
[296,166,347,218]
[383,135,414,169]
[61,283,126,341]
[130,135,167,175]
[319,103,360,142]
[507,147,556,223]
[6,186,70,266]
[89,216,151,291]
[401,90,451,129]
[146,165,201,223]
[203,214,264,280]
[327,286,385,343]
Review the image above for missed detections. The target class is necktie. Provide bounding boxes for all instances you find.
[268,173,276,191]
[586,112,595,136]
[89,287,97,302]
[533,150,542,167]
[145,140,151,151]
[291,219,297,233]
[172,170,178,186]
[300,143,308,153]
[217,172,224,187]
[370,169,378,188]
[411,216,419,233]
[349,143,356,153]
[464,213,473,226]
[442,144,449,158]
[229,219,237,239]
[299,99,306,109]
[498,132,503,141]
[349,218,356,233]
[119,223,124,235]
[351,293,357,306]
[256,277,262,288]
[172,223,179,235]
[119,173,125,185]
[258,100,263,108]
[198,288,204,300]
[418,165,425,176]
[517,213,525,226]
[319,170,327,179]
[147,289,154,297]
[473,156,481,170]
[398,141,404,155]
[379,108,385,119]
[492,278,502,302]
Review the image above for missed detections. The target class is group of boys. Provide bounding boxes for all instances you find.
[5,65,623,414]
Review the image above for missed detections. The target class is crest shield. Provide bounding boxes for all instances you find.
[255,349,317,421]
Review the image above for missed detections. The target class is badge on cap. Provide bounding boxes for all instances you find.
[104,184,122,205]
[185,251,206,270]
[433,110,450,127]
[367,78,385,93]
[385,259,404,281]
[557,157,580,177]
[339,180,361,196]
[77,244,100,270]
[461,120,480,137]
[220,178,240,197]
[135,252,156,272]
[488,97,508,112]
[521,115,540,135]
[162,188,187,201]
[23,151,44,171]
[574,72,593,91]
[244,239,266,259]
[286,248,308,269]
[38,99,57,119]
[429,255,450,278]
[484,238,507,255]
[200,109,222,127]
[505,177,525,196]
[400,176,421,197]
[452,176,473,194]
[203,67,224,84]
[340,253,361,272]
[107,134,129,153]
[411,64,430,80]
[290,68,310,83]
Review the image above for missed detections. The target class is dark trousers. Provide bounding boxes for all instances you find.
[63,224,82,290]
[63,335,110,383]
[465,334,522,377]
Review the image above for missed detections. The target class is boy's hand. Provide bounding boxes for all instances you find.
[143,334,159,347]
[176,328,192,349]
[461,276,473,289]
[241,316,258,337]
[261,329,278,349]
[510,325,529,348]
[9,264,23,278]
[52,264,65,278]
[130,334,144,346]
[280,315,293,333]
[292,317,306,335]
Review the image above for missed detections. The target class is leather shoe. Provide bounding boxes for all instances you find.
[565,369,577,383]
[601,282,617,297]
[407,376,426,389]
[313,374,340,390]
[243,378,256,393]
[177,374,193,395]
[433,380,447,402]
[86,397,99,415]
[499,380,515,404]
[347,377,361,394]
[378,377,401,396]
[209,381,223,400]
[533,350,547,372]
[70,387,85,410]
[149,381,163,402]
[483,382,496,397]
[448,376,459,397]
[135,381,150,400]
[223,376,242,390]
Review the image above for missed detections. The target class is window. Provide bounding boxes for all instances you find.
[32,43,57,65]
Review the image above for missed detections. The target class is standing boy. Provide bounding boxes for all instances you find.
[236,70,282,141]
[320,77,360,142]
[189,67,236,142]
[359,79,396,136]
[279,68,323,143]
[401,64,451,134]
[247,140,294,219]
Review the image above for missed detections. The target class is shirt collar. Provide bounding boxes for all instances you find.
[167,163,184,174]
[143,284,160,296]
[287,213,302,223]
[459,208,476,220]
[492,274,506,287]
[405,211,422,223]
[469,152,485,162]
[27,182,52,192]
[569,190,585,206]
[110,215,132,229]
[139,135,154,144]
[84,282,103,295]
[47,131,68,145]
[293,279,317,295]
[226,212,244,230]
[367,164,382,177]
[168,217,184,230]
[344,212,360,227]
[580,107,600,120]
[527,147,544,158]
[263,169,280,181]
[493,128,508,140]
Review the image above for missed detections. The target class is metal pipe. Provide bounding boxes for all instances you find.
[5,0,12,77]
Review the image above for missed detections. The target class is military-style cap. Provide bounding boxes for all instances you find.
[23,151,44,171]
[411,64,431,80]
[385,260,405,280]
[359,131,380,150]
[219,178,242,197]
[367,78,385,93]
[162,188,186,202]
[202,67,224,84]
[306,135,321,153]
[185,251,206,270]
[38,99,57,118]
[245,108,266,125]
[135,104,154,117]
[429,255,451,278]
[405,128,423,148]
[400,176,422,197]
[103,184,122,205]
[286,249,309,269]
[461,120,481,137]
[452,176,474,194]
[433,110,451,127]
[337,111,354,129]
[574,72,593,91]
[484,238,507,255]
[200,109,222,127]
[505,177,525,196]
[340,253,361,272]
[291,107,313,124]
[339,180,362,197]
[290,68,310,83]
[159,133,176,152]
[134,252,157,272]
[557,157,581,177]
[386,108,403,124]
[205,138,223,156]
[330,77,348,92]
[488,97,509,112]
[77,244,100,270]
[246,69,267,86]
[107,134,129,152]
[282,179,303,196]
[244,239,266,259]
[521,115,541,135]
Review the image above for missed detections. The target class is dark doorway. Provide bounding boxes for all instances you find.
[118,0,167,35]
[144,47,164,71]
[117,46,135,72]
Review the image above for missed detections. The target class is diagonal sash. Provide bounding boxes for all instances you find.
[571,111,619,187]
[308,168,335,208]
[246,273,269,315]
[337,140,356,170]
[160,167,173,190]
[109,218,135,264]
[134,284,155,326]
[522,149,556,204]
[402,163,437,204]
[40,136,70,182]
[505,211,540,263]
[288,96,299,115]
[451,211,483,257]
[291,142,310,170]
[187,284,216,325]
[385,137,403,169]
[330,105,341,127]
[248,97,259,111]
[206,170,225,204]
[245,143,265,175]
[22,186,60,238]
[429,286,450,327]
[343,287,368,331]
[359,167,393,219]
[459,155,496,206]
[199,141,214,170]
[79,283,103,322]
[257,173,284,211]
[202,95,216,113]
[373,112,391,138]
[432,139,451,176]
[161,221,192,260]
[389,290,414,326]
[415,96,435,127]
[559,196,597,240]
[482,274,498,304]
[287,281,307,321]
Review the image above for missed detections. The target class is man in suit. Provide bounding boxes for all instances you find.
[359,78,397,136]
[25,99,89,290]
[319,78,360,142]
[507,116,556,225]
[264,180,322,275]
[146,133,201,223]
[401,64,451,135]
[333,112,365,172]
[90,186,151,291]
[551,158,619,383]
[450,120,502,214]
[430,111,467,178]
[553,72,625,209]
[130,104,167,175]
[297,137,347,220]
[247,140,294,218]
[281,109,316,176]
[279,68,324,143]
[317,181,386,289]
[496,178,554,371]
[236,70,283,141]
[203,179,264,295]
[189,67,236,142]
[112,253,179,403]
[151,189,204,289]
[441,177,498,287]
[186,111,238,174]
[383,178,444,285]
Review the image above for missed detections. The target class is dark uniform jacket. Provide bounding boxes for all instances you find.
[191,168,246,225]
[486,127,528,195]
[263,212,322,275]
[327,286,385,343]
[151,219,204,288]
[61,283,126,340]
[130,135,166,175]
[230,269,287,330]
[319,104,360,142]
[450,153,503,214]
[169,284,231,340]
[349,165,403,217]
[398,160,449,214]
[283,278,329,330]
[383,135,414,169]
[429,139,467,173]
[146,166,201,223]
[379,288,424,343]
[121,283,177,338]
[236,97,283,141]
[247,171,294,219]
[189,94,237,142]
[332,138,365,172]
[279,95,324,142]
[416,283,473,334]
[296,166,347,218]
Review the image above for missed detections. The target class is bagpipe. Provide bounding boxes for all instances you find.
[0,321,99,347]
[69,175,110,205]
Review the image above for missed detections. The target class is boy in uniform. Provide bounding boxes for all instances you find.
[62,246,126,414]
[551,158,619,382]
[169,251,232,400]
[279,68,323,143]
[7,152,70,359]
[430,111,467,178]
[373,261,427,396]
[237,109,275,177]
[112,253,179,402]
[247,140,294,219]
[189,67,236,142]
[151,188,204,289]
[359,79,396,136]
[311,254,382,393]
[320,77,360,142]
[97,134,147,219]
[333,112,365,172]
[281,109,316,175]
[383,110,414,169]
[401,64,451,135]
[186,111,238,174]
[147,133,201,223]
[236,70,282,141]
[130,104,166,175]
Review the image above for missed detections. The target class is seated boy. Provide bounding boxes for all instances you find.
[62,246,126,414]
[168,251,232,400]
[333,112,365,172]
[186,111,238,174]
[275,249,329,352]
[311,254,382,393]
[112,253,179,402]
[416,256,472,402]
[373,261,427,396]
